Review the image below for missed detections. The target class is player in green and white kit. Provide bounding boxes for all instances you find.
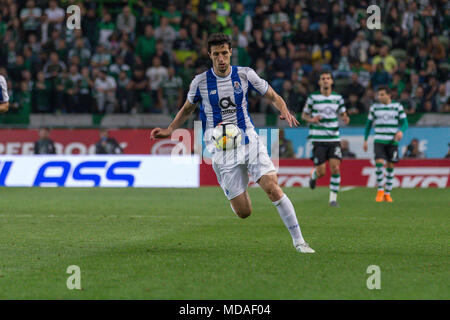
[302,71,350,207]
[363,86,408,202]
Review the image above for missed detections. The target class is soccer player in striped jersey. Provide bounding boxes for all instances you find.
[0,74,10,113]
[151,33,315,253]
[363,86,408,202]
[301,71,350,207]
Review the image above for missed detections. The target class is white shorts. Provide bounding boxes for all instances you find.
[212,133,277,200]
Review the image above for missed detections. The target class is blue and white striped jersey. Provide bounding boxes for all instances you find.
[187,66,268,133]
[0,75,9,103]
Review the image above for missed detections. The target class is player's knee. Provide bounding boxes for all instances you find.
[236,207,252,219]
[266,184,283,202]
[316,167,326,177]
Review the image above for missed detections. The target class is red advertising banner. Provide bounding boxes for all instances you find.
[0,129,193,155]
[200,159,450,188]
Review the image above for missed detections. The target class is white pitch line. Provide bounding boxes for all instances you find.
[340,186,355,192]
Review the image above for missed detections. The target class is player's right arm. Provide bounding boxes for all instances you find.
[150,99,197,139]
[301,95,321,124]
[363,105,375,152]
[151,75,201,139]
[0,75,9,113]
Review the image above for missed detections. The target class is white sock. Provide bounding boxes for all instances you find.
[273,194,305,246]
[329,191,337,202]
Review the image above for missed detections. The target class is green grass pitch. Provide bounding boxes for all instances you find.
[0,187,448,299]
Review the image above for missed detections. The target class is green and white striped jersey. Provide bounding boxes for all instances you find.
[303,91,346,142]
[367,101,407,145]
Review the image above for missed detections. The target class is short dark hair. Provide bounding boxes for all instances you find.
[207,33,231,52]
[319,70,333,79]
[377,85,390,94]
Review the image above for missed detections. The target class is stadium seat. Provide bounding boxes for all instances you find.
[438,35,449,47]
[438,62,450,73]
[333,78,352,93]
[390,49,407,61]
[382,35,392,48]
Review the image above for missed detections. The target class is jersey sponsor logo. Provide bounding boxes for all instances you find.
[382,114,396,121]
[219,96,236,109]
[324,106,335,115]
[209,90,217,95]
[233,81,243,94]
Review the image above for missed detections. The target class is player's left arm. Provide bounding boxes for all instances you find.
[264,85,300,127]
[0,102,9,113]
[395,104,408,141]
[337,96,349,125]
[0,76,9,113]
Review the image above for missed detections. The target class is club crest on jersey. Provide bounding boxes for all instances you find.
[233,81,243,94]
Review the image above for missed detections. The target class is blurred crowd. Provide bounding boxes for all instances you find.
[0,0,449,118]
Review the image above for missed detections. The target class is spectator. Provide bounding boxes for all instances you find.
[32,71,51,112]
[409,86,425,113]
[45,0,64,32]
[427,35,446,62]
[269,3,289,32]
[345,73,365,99]
[173,28,195,66]
[136,3,159,36]
[346,93,365,115]
[372,45,398,74]
[136,25,156,64]
[341,139,356,158]
[278,129,294,158]
[154,16,176,53]
[91,44,112,69]
[403,138,425,158]
[349,31,369,63]
[108,55,131,80]
[333,46,352,79]
[162,2,182,31]
[146,56,168,112]
[116,5,136,40]
[161,67,183,115]
[94,68,117,113]
[77,67,93,113]
[370,63,391,91]
[98,11,115,45]
[116,70,131,113]
[20,0,42,40]
[95,129,123,154]
[34,127,56,154]
[445,144,450,159]
[126,68,147,113]
[435,84,449,112]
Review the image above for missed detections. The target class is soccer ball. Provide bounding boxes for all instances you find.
[211,122,242,150]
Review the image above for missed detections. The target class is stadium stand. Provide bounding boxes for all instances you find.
[0,0,448,128]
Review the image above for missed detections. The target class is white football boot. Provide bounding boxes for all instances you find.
[294,241,315,253]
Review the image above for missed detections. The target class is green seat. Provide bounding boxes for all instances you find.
[390,49,407,61]
[382,35,392,48]
[438,62,450,73]
[438,35,449,47]
[333,78,352,93]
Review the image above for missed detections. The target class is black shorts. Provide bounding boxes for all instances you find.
[374,142,399,163]
[311,142,342,166]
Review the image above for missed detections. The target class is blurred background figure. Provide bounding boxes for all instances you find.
[403,138,425,158]
[34,127,56,154]
[278,129,294,158]
[341,139,356,158]
[95,129,123,154]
